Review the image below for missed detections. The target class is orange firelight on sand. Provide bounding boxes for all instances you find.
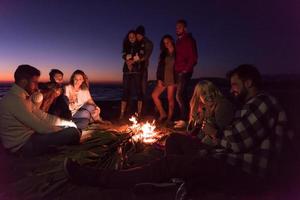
[128,115,161,144]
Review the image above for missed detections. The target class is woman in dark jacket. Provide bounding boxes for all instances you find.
[152,35,176,124]
[120,30,144,119]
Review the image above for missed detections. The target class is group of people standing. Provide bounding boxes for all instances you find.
[121,19,198,129]
[120,25,153,119]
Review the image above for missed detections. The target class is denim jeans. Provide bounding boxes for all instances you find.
[175,72,192,120]
[21,127,81,156]
[73,104,97,130]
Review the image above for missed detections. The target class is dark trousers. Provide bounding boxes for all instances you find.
[96,155,260,190]
[141,67,148,97]
[122,73,143,102]
[21,127,80,156]
[165,133,207,155]
[175,72,192,120]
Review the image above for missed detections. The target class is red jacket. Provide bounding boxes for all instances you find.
[175,33,198,73]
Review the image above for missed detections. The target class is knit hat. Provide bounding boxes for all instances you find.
[136,25,145,36]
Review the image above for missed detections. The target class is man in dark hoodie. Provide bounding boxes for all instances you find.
[174,19,198,129]
[135,25,153,103]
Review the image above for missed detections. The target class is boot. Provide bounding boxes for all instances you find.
[120,101,127,119]
[137,101,143,117]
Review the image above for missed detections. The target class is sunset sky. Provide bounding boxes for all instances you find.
[0,0,299,83]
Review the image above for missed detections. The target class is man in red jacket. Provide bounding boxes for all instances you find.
[174,19,198,128]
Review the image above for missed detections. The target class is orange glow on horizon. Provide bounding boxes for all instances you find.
[0,65,123,83]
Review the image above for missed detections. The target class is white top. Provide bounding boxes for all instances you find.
[0,84,76,152]
[64,84,92,115]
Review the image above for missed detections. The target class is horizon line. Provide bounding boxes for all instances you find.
[1,74,299,84]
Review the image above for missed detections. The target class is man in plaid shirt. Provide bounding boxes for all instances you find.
[208,65,288,177]
[64,65,289,192]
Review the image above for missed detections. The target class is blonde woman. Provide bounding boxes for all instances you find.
[188,80,234,145]
[166,80,234,155]
[64,70,106,129]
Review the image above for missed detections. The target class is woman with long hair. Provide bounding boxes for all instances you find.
[165,80,234,156]
[64,70,104,129]
[152,35,176,124]
[188,80,234,144]
[120,30,144,119]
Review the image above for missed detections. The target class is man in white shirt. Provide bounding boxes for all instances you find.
[0,65,81,156]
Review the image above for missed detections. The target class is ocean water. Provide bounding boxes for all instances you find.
[0,84,12,100]
[0,83,123,101]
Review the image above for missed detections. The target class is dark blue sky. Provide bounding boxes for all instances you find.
[0,0,299,82]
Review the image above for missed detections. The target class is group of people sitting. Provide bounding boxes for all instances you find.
[0,65,108,156]
[0,61,291,196]
[32,68,108,130]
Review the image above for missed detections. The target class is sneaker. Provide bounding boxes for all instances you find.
[64,158,99,186]
[174,120,186,129]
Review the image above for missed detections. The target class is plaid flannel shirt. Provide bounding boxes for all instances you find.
[213,92,288,177]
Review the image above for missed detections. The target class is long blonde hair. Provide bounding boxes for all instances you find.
[189,80,223,122]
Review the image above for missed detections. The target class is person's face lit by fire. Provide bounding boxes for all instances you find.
[230,73,248,102]
[176,22,186,37]
[25,76,39,95]
[53,73,63,85]
[128,33,136,44]
[73,74,84,89]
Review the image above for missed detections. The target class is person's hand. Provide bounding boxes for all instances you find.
[133,54,140,62]
[126,54,132,60]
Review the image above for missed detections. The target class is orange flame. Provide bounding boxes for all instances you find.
[129,115,161,144]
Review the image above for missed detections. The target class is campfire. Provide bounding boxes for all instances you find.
[128,115,162,144]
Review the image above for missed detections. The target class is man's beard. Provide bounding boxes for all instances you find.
[25,86,37,96]
[233,88,248,104]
